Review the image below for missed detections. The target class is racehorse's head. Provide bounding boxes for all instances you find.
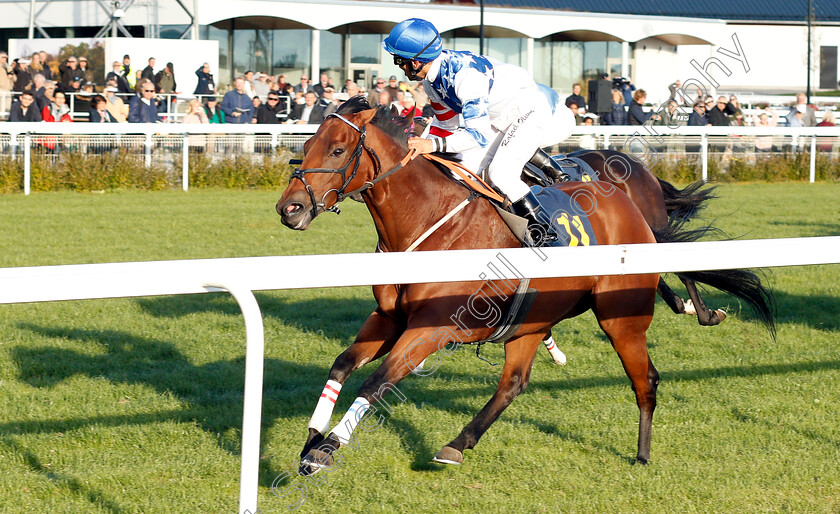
[276,107,380,230]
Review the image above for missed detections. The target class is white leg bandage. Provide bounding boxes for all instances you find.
[543,335,567,366]
[308,379,342,435]
[330,396,372,445]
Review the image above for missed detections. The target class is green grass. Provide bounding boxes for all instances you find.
[0,184,839,512]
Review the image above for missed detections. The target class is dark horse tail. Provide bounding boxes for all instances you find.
[652,218,777,338]
[657,178,717,223]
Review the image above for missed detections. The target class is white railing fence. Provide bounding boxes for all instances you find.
[2,124,840,194]
[2,237,840,513]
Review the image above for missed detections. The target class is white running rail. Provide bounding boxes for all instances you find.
[2,237,840,513]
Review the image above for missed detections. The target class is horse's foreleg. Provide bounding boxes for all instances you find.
[679,276,727,326]
[434,334,543,465]
[299,326,442,475]
[302,309,402,459]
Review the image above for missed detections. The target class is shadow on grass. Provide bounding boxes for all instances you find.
[0,437,125,512]
[8,323,331,492]
[135,293,376,343]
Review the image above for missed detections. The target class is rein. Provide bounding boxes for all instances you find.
[289,113,414,219]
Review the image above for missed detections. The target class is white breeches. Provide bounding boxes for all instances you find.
[472,98,576,202]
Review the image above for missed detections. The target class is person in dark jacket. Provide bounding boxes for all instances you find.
[287,91,326,124]
[194,63,216,97]
[89,95,118,123]
[59,57,85,90]
[254,92,286,123]
[687,101,709,126]
[141,57,156,82]
[128,80,161,123]
[627,89,660,125]
[565,83,586,111]
[602,89,626,125]
[9,90,43,121]
[12,59,32,92]
[707,96,736,126]
[106,61,132,94]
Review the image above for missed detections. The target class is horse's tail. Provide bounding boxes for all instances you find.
[657,178,717,222]
[653,219,777,338]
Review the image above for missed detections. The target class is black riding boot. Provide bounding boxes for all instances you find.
[512,191,560,247]
[529,149,571,183]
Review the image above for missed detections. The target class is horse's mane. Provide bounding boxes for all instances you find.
[336,96,413,150]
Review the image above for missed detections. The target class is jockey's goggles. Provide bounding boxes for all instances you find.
[393,55,411,67]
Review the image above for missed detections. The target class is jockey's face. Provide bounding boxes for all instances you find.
[397,59,429,81]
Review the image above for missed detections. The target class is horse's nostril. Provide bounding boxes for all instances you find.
[285,203,302,215]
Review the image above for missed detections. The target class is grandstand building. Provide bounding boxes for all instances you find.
[2,0,840,100]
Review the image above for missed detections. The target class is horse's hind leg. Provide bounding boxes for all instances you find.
[301,309,402,459]
[657,277,688,314]
[434,333,544,465]
[679,276,727,326]
[593,278,659,464]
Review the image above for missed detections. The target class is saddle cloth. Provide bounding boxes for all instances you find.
[531,184,598,247]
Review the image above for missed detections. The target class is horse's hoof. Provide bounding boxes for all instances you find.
[683,299,697,316]
[432,446,463,465]
[634,456,649,465]
[714,309,727,322]
[298,447,334,476]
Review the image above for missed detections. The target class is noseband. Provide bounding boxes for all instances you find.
[289,113,385,220]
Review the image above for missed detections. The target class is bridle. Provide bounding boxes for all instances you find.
[289,113,413,220]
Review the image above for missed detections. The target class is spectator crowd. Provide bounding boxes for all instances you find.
[1,45,836,149]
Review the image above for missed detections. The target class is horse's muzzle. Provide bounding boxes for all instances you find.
[277,190,314,230]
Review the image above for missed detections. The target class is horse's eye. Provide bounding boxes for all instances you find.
[332,148,344,157]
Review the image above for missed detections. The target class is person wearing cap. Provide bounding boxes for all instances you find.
[59,56,85,90]
[385,75,400,102]
[203,97,225,123]
[104,84,128,122]
[121,55,136,90]
[78,56,94,85]
[382,18,576,246]
[253,72,270,101]
[12,59,31,93]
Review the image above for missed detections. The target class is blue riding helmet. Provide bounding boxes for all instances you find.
[382,18,442,63]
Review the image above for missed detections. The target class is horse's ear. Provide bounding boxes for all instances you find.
[353,107,379,127]
[390,105,400,117]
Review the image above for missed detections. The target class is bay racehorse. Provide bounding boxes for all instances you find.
[275,99,774,472]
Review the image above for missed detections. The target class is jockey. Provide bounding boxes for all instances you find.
[383,18,577,246]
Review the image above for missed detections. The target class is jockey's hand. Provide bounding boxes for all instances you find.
[407,136,435,154]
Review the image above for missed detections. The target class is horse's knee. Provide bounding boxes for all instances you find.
[501,371,528,403]
[329,350,361,383]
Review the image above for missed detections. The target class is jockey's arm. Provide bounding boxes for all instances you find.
[409,67,493,154]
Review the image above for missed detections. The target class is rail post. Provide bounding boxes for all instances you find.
[24,132,31,195]
[182,134,190,191]
[810,135,816,183]
[701,133,708,182]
